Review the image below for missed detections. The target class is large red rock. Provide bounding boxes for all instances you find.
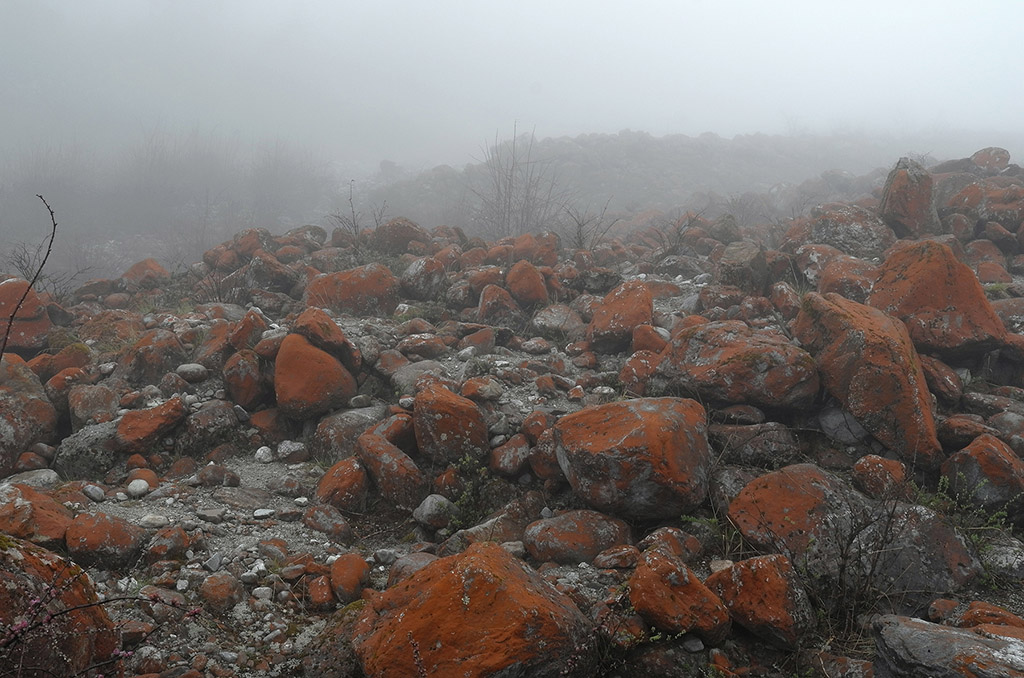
[587,280,653,353]
[121,257,170,288]
[222,349,268,410]
[506,259,549,308]
[787,204,897,259]
[413,383,489,463]
[0,278,51,355]
[65,512,148,570]
[523,510,633,564]
[0,537,119,677]
[0,356,58,478]
[305,263,400,317]
[274,333,357,419]
[941,433,1024,512]
[352,542,594,678]
[628,549,730,644]
[0,483,73,548]
[651,320,818,411]
[114,396,187,453]
[356,432,427,510]
[704,554,814,649]
[794,292,941,469]
[868,240,1008,360]
[316,457,369,511]
[115,328,187,384]
[476,283,522,325]
[399,256,448,301]
[878,157,941,238]
[370,217,431,255]
[554,397,709,520]
[291,306,361,374]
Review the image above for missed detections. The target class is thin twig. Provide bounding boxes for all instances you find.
[0,195,57,362]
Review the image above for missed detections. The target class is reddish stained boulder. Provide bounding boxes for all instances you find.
[291,306,361,374]
[868,240,1008,360]
[587,280,653,353]
[553,397,709,520]
[704,554,814,649]
[0,356,58,479]
[274,333,357,419]
[200,571,244,615]
[413,383,488,463]
[879,156,941,238]
[352,542,594,678]
[330,553,370,604]
[121,257,170,288]
[794,292,941,468]
[0,483,73,548]
[941,433,1024,513]
[506,259,549,308]
[651,320,818,411]
[315,457,369,511]
[0,537,119,677]
[222,349,268,410]
[305,263,400,317]
[817,254,877,303]
[789,203,897,259]
[399,256,447,301]
[972,146,1012,172]
[0,278,51,356]
[114,396,187,454]
[628,550,730,644]
[851,454,911,500]
[477,283,522,325]
[370,217,431,255]
[65,512,148,570]
[523,509,633,564]
[116,328,187,384]
[355,432,427,510]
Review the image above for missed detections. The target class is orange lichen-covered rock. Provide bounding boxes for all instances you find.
[413,383,488,463]
[729,463,978,606]
[523,510,633,564]
[506,259,549,308]
[587,280,653,353]
[628,550,730,644]
[0,537,119,677]
[553,397,709,520]
[352,542,594,678]
[0,356,58,478]
[370,217,431,255]
[355,432,427,510]
[274,333,357,419]
[868,240,1008,360]
[651,320,818,411]
[200,572,244,615]
[704,554,814,649]
[315,457,369,511]
[0,277,51,355]
[116,328,188,384]
[330,553,370,604]
[794,292,941,469]
[222,349,268,410]
[121,257,170,287]
[0,483,73,548]
[304,263,400,317]
[65,512,148,570]
[477,283,522,325]
[940,433,1024,512]
[115,396,187,453]
[879,157,941,238]
[851,454,911,500]
[291,306,361,374]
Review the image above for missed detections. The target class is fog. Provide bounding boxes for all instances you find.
[2,0,1023,275]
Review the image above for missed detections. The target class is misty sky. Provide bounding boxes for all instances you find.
[3,0,1023,172]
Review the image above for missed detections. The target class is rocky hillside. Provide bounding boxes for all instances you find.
[2,146,1024,677]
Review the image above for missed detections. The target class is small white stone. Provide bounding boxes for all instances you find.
[82,484,106,502]
[254,446,275,463]
[115,492,129,502]
[252,586,274,600]
[138,514,170,528]
[126,479,151,498]
[294,496,309,507]
[253,508,275,519]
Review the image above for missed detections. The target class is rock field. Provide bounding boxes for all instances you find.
[4,147,1024,676]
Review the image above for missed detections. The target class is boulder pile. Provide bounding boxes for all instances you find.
[3,147,1024,676]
